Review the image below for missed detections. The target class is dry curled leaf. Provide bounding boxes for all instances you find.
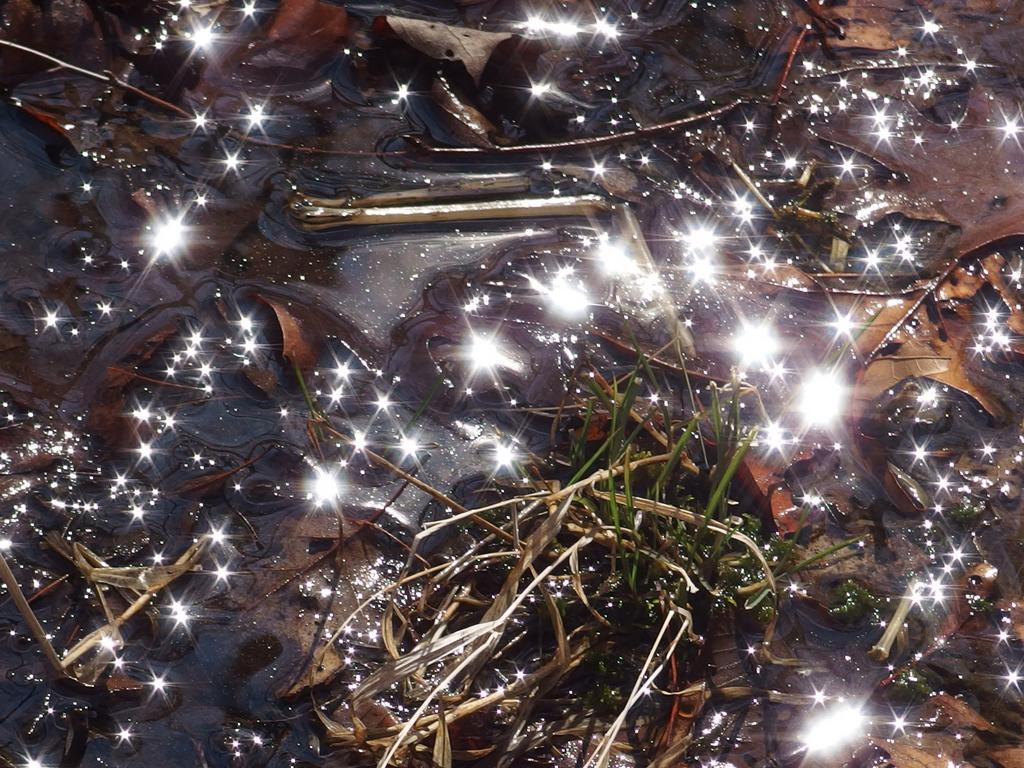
[378,16,513,83]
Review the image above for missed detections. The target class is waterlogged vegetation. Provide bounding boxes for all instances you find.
[3,0,1024,767]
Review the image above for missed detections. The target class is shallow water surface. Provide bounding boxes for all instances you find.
[3,1,1024,766]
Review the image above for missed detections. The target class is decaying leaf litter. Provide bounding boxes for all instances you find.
[4,0,1024,766]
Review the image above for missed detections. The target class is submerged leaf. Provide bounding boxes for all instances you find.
[266,0,349,53]
[257,296,320,373]
[869,737,955,768]
[818,86,1024,257]
[379,16,513,83]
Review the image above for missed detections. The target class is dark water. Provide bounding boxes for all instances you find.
[3,1,1024,766]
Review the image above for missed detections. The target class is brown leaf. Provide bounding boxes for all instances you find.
[979,254,1024,334]
[266,0,349,52]
[430,77,499,149]
[857,333,1008,423]
[922,693,996,733]
[380,16,513,83]
[869,737,954,768]
[242,366,280,399]
[848,295,921,360]
[257,296,320,373]
[0,0,105,78]
[818,86,1024,257]
[828,1,911,52]
[937,265,987,301]
[552,164,644,203]
[884,461,928,514]
[990,749,1024,768]
[736,455,798,534]
[105,673,145,693]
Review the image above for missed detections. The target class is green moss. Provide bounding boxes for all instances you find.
[582,653,628,712]
[950,499,984,527]
[887,668,933,705]
[965,593,993,614]
[828,579,879,624]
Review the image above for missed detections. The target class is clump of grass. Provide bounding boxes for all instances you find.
[301,362,856,767]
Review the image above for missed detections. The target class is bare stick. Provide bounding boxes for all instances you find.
[0,550,66,677]
[869,588,915,662]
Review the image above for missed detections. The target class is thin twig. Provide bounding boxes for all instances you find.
[412,100,744,155]
[772,27,808,105]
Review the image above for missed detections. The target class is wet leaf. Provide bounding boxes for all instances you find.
[430,77,500,149]
[0,0,105,78]
[266,0,349,53]
[857,333,1008,423]
[257,296,320,373]
[552,164,643,203]
[827,1,910,51]
[736,454,797,534]
[885,462,928,514]
[848,295,921,360]
[922,693,996,733]
[990,749,1024,768]
[104,673,144,693]
[869,737,956,768]
[378,16,513,83]
[818,86,1024,257]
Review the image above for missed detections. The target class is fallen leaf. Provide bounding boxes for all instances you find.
[855,332,1008,424]
[922,693,996,733]
[817,86,1024,258]
[990,749,1024,768]
[257,296,320,373]
[266,0,349,53]
[430,77,499,149]
[848,295,921,360]
[869,737,955,768]
[552,164,643,203]
[378,16,513,83]
[0,0,106,78]
[736,454,798,534]
[104,673,144,693]
[826,1,913,52]
[884,461,928,514]
[979,254,1024,334]
[937,264,987,301]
